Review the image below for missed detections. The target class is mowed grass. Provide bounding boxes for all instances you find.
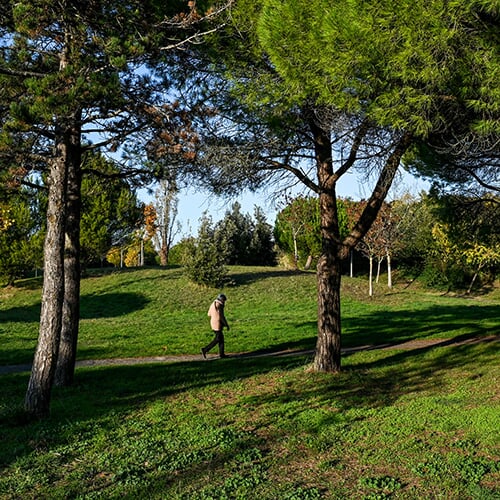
[1,266,498,365]
[0,267,499,499]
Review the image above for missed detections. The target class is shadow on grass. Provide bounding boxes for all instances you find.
[82,266,184,294]
[0,292,150,324]
[236,337,317,357]
[4,276,44,291]
[1,339,497,481]
[228,269,311,286]
[342,303,500,348]
[227,338,500,437]
[79,292,150,319]
[0,292,151,366]
[232,301,499,359]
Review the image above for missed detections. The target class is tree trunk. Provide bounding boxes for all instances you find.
[387,250,392,288]
[55,121,82,387]
[159,243,168,266]
[25,137,68,417]
[369,255,374,297]
[293,229,299,269]
[314,241,342,372]
[467,265,483,294]
[312,121,343,373]
[311,121,412,373]
[304,254,313,270]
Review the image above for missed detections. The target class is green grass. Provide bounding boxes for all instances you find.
[1,266,498,365]
[0,267,499,499]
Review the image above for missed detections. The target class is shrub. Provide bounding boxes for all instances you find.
[184,214,227,288]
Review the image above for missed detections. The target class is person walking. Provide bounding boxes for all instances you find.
[201,293,230,359]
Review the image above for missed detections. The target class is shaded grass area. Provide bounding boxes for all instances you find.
[0,340,498,499]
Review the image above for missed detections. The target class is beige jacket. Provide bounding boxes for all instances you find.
[208,299,229,331]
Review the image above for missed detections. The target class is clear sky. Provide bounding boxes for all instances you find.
[140,168,430,242]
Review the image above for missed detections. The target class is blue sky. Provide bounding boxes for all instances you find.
[140,168,430,241]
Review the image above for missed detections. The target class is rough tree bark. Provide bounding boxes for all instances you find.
[24,131,69,416]
[313,124,413,373]
[311,121,344,372]
[55,119,82,387]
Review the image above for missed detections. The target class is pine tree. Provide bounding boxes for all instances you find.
[0,0,227,415]
[179,0,499,372]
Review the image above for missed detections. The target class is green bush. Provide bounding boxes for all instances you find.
[184,213,227,288]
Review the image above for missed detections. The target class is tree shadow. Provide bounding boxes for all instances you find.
[0,292,150,324]
[228,269,311,286]
[342,303,499,348]
[83,267,184,295]
[0,302,42,323]
[234,338,317,358]
[0,294,498,485]
[227,301,499,359]
[3,276,44,291]
[1,338,496,490]
[79,292,150,319]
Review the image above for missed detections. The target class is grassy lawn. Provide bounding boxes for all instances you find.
[0,267,499,498]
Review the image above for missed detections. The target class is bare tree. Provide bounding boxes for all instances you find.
[154,178,181,266]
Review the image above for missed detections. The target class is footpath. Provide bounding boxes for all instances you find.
[1,334,497,376]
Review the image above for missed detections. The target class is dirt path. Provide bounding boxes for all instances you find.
[1,334,497,375]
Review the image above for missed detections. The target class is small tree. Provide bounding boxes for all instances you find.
[249,206,277,266]
[213,202,276,266]
[214,202,253,265]
[464,243,500,294]
[358,202,398,293]
[275,196,318,269]
[151,178,181,266]
[106,247,121,268]
[185,213,227,287]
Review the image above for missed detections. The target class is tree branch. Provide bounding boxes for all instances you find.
[265,159,320,194]
[342,132,414,257]
[0,66,46,78]
[334,120,369,180]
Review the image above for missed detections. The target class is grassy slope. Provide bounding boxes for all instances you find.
[1,266,498,365]
[0,267,498,499]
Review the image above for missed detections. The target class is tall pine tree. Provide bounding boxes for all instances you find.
[0,0,228,415]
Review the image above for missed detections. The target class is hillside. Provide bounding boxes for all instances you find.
[1,266,498,366]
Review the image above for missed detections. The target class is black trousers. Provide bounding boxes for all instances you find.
[203,330,225,357]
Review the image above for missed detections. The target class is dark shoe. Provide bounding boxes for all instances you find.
[201,348,207,359]
[219,354,227,359]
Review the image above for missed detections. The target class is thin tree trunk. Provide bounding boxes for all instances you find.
[25,137,68,417]
[387,250,392,288]
[304,255,313,270]
[293,229,299,269]
[369,255,374,297]
[467,265,483,294]
[55,121,82,387]
[376,257,381,284]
